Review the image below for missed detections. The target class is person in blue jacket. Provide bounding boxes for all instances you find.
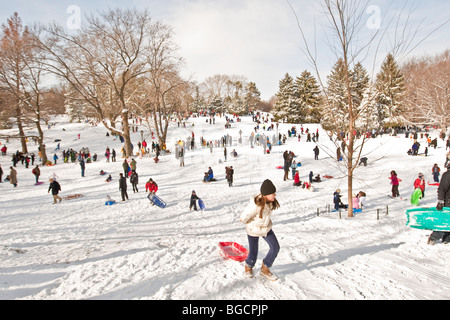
[333,189,347,210]
[208,167,214,180]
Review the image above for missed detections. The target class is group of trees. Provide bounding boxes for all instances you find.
[0,9,195,160]
[271,53,407,132]
[272,70,321,124]
[190,74,263,115]
[402,50,450,129]
[0,9,267,162]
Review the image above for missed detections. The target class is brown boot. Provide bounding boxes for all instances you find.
[260,262,278,281]
[244,263,254,278]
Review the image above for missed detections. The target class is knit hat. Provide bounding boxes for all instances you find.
[260,179,276,196]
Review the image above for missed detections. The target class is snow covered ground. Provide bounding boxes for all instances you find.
[0,114,449,301]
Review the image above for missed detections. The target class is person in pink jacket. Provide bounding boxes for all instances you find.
[389,170,400,197]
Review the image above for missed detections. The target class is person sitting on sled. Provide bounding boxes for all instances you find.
[333,189,347,210]
[208,167,214,180]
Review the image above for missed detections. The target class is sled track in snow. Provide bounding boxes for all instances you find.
[376,252,450,286]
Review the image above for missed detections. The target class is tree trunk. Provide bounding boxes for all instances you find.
[15,104,28,154]
[121,109,133,157]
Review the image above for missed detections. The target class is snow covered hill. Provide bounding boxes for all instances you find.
[0,114,449,300]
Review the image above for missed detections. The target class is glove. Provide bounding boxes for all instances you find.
[436,201,444,211]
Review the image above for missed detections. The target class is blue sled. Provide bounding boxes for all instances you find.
[331,208,362,213]
[147,193,166,208]
[198,199,205,210]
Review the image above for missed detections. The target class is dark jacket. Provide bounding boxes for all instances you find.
[333,192,341,204]
[130,172,139,185]
[119,176,127,191]
[48,181,61,195]
[190,193,199,205]
[438,169,450,207]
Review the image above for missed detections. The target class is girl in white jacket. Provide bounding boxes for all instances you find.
[240,179,280,281]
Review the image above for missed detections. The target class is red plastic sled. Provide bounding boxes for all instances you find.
[323,175,334,179]
[219,242,249,262]
[428,182,439,186]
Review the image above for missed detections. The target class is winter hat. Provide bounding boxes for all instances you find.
[260,179,276,196]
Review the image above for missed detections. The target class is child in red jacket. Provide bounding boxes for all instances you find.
[414,173,426,198]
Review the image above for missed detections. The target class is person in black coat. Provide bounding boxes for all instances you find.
[119,173,128,201]
[428,164,450,244]
[48,178,62,204]
[130,170,139,193]
[190,190,199,211]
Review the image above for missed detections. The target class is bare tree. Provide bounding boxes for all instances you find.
[287,0,447,217]
[35,8,155,157]
[402,50,450,129]
[0,12,31,153]
[144,21,190,147]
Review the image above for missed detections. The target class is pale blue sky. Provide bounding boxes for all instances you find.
[1,0,449,100]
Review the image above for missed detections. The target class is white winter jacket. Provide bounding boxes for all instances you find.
[240,197,273,237]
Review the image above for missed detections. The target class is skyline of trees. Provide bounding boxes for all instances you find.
[0,9,448,160]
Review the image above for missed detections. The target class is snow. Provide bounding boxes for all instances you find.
[0,114,449,300]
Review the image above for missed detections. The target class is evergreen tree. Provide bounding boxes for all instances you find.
[356,84,379,129]
[295,70,322,123]
[375,53,405,127]
[273,73,295,122]
[190,86,205,113]
[244,82,261,114]
[323,59,350,130]
[209,96,224,114]
[228,93,245,115]
[352,62,370,109]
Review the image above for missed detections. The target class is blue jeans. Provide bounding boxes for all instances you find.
[245,229,280,269]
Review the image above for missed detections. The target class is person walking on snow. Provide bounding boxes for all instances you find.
[80,158,85,177]
[428,163,450,245]
[240,179,280,281]
[313,146,319,160]
[389,170,400,198]
[119,173,128,201]
[9,166,17,187]
[130,170,139,193]
[432,164,441,183]
[48,178,62,204]
[32,165,40,184]
[190,190,199,211]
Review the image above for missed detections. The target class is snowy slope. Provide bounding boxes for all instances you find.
[0,114,449,300]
